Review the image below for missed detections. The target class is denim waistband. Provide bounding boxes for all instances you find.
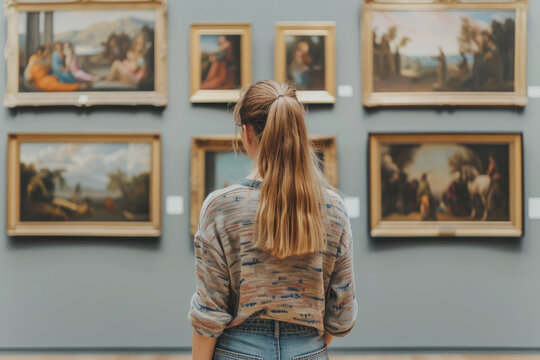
[229,318,318,335]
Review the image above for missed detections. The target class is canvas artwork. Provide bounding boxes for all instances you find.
[190,135,337,234]
[361,1,528,106]
[190,24,252,103]
[18,10,156,93]
[3,0,168,107]
[369,134,523,238]
[275,22,336,104]
[205,151,252,196]
[7,134,161,237]
[285,35,326,91]
[200,35,242,91]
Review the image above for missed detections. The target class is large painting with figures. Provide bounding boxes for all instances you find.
[361,0,528,107]
[3,0,168,107]
[190,135,337,234]
[7,133,161,237]
[369,133,523,237]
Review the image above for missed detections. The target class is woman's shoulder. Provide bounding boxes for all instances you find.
[200,183,253,220]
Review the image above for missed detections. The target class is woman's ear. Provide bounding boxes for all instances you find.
[243,124,256,146]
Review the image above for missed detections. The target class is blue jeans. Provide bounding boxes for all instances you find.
[214,318,328,360]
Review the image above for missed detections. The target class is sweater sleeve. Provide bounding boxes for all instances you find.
[324,217,357,337]
[188,197,232,338]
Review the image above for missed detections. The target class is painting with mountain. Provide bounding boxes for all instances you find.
[18,10,156,92]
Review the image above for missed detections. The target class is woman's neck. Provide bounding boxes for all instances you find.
[246,167,262,181]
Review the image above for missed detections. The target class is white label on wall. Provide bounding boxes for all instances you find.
[166,196,184,215]
[528,198,540,219]
[527,86,540,98]
[338,85,354,98]
[344,197,360,219]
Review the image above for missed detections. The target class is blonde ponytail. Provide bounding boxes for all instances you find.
[234,80,327,259]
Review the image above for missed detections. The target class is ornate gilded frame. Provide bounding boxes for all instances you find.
[361,0,528,107]
[7,133,162,237]
[190,135,338,234]
[369,133,523,238]
[190,23,252,103]
[3,0,168,107]
[274,22,336,104]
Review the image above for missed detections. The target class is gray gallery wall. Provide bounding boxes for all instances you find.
[1,0,540,352]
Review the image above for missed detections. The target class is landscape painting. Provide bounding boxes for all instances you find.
[285,35,325,91]
[361,1,528,107]
[7,134,162,237]
[275,22,336,104]
[371,10,515,93]
[18,10,156,92]
[369,134,523,238]
[190,24,251,103]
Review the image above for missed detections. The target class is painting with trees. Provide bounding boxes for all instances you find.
[361,1,528,107]
[369,134,523,238]
[372,10,515,93]
[7,134,161,237]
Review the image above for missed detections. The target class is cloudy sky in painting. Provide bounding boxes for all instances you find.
[402,144,474,197]
[213,152,252,191]
[372,10,515,57]
[20,142,151,190]
[19,10,155,34]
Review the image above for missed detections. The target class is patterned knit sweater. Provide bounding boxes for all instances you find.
[189,179,357,338]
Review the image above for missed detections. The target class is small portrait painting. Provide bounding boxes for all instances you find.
[200,35,242,90]
[275,22,336,104]
[190,24,252,103]
[285,35,325,91]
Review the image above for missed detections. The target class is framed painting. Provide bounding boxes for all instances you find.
[275,22,336,104]
[190,135,338,234]
[3,0,168,107]
[7,133,161,237]
[190,23,252,103]
[361,0,528,107]
[369,133,523,238]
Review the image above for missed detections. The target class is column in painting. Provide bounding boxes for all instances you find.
[25,13,40,67]
[43,12,54,45]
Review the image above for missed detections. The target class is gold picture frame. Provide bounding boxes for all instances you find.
[190,23,252,103]
[274,22,336,104]
[7,133,162,237]
[361,0,528,107]
[190,134,338,234]
[369,133,523,238]
[3,0,168,108]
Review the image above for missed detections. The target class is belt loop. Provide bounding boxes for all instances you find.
[274,320,279,338]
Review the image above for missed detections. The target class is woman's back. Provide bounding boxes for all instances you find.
[189,179,356,338]
[189,80,356,359]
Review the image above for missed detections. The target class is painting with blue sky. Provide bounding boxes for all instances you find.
[18,9,156,92]
[380,142,509,222]
[372,9,516,92]
[200,34,242,89]
[19,142,152,222]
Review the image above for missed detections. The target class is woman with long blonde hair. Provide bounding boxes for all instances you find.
[189,80,356,359]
